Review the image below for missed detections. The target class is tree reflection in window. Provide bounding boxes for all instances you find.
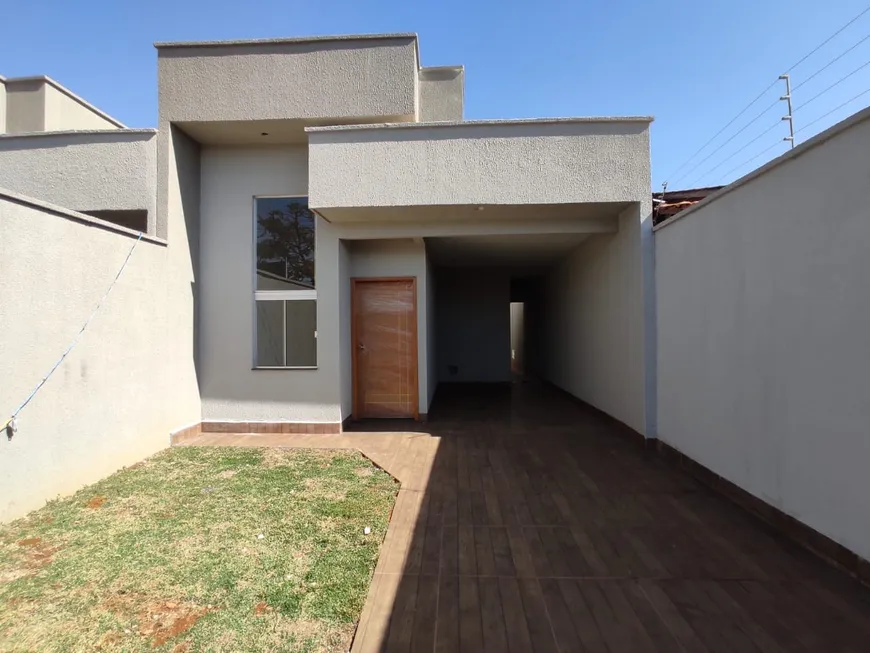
[255,197,315,290]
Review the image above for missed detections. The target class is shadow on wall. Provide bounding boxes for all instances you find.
[434,267,513,384]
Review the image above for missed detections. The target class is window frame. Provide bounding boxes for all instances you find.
[252,194,317,370]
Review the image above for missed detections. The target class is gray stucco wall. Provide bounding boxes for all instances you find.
[0,130,157,223]
[543,204,648,435]
[418,67,463,121]
[0,191,200,522]
[308,119,652,209]
[157,36,418,124]
[436,268,512,384]
[199,145,343,423]
[4,79,44,133]
[655,108,870,561]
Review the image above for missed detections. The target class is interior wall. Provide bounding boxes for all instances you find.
[656,108,870,561]
[348,238,431,414]
[542,204,646,435]
[425,252,437,407]
[435,267,511,383]
[0,192,200,523]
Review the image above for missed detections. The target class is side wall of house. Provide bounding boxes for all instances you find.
[0,193,200,522]
[655,109,870,561]
[543,203,647,436]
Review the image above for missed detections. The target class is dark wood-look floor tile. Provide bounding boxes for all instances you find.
[194,382,870,653]
[459,576,483,652]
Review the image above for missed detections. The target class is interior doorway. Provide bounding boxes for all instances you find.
[510,301,525,375]
[352,278,419,419]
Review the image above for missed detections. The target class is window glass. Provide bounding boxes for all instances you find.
[285,300,317,367]
[255,197,315,291]
[255,300,284,367]
[255,299,317,367]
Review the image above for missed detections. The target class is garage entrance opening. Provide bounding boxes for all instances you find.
[426,233,588,409]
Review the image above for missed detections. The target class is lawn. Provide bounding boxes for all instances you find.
[0,446,398,652]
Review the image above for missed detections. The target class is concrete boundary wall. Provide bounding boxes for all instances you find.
[0,190,199,522]
[655,107,870,561]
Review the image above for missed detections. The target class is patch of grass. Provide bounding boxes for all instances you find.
[0,447,397,652]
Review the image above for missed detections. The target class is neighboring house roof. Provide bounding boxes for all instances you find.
[652,186,723,225]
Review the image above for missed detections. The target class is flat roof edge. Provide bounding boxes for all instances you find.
[420,65,464,72]
[0,128,156,140]
[154,32,418,49]
[306,116,654,133]
[3,75,127,128]
[653,104,870,232]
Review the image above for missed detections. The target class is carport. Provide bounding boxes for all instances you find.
[307,116,656,435]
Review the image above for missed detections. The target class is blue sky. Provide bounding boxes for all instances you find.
[3,0,869,189]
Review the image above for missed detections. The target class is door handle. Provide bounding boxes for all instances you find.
[358,342,366,351]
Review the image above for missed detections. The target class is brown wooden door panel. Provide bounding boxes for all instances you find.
[352,278,419,419]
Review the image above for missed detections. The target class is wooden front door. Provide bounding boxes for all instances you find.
[352,278,419,419]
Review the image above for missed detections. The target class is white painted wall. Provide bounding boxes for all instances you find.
[655,108,870,561]
[436,268,511,383]
[0,191,200,522]
[348,239,431,414]
[543,204,647,435]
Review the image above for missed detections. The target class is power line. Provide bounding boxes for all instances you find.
[719,140,787,182]
[794,58,870,111]
[680,55,870,187]
[784,4,870,73]
[706,86,870,186]
[685,119,784,187]
[671,96,781,187]
[792,31,870,92]
[662,80,779,184]
[663,3,870,188]
[795,86,870,133]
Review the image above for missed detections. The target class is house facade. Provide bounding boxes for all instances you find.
[1,33,656,519]
[157,34,656,433]
[4,31,870,576]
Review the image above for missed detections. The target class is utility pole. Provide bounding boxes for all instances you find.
[779,74,795,149]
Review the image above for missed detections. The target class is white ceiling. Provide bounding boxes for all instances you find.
[425,233,591,267]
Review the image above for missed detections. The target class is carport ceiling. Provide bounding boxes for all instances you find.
[426,233,590,267]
